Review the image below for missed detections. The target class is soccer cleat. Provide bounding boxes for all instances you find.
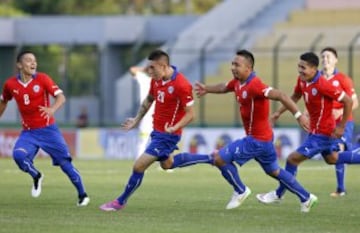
[225,186,251,210]
[31,173,44,198]
[99,199,126,211]
[77,193,90,207]
[256,190,283,204]
[300,193,318,213]
[330,191,346,197]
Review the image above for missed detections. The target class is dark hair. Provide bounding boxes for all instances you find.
[16,50,34,62]
[148,49,170,65]
[300,52,319,67]
[321,47,338,58]
[236,49,255,68]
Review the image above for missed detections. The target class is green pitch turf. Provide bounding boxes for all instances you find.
[1,158,360,233]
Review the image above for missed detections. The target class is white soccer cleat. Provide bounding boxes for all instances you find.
[256,190,282,204]
[225,186,251,210]
[77,194,90,207]
[300,193,318,213]
[31,173,44,198]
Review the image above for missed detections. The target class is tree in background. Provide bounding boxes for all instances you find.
[8,0,221,15]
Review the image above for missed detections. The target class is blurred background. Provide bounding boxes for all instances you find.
[0,0,359,159]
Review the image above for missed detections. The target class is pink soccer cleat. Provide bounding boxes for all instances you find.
[99,200,126,211]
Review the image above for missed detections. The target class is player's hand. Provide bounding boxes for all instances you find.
[270,111,281,126]
[39,106,55,120]
[332,126,345,138]
[164,122,176,134]
[296,115,310,132]
[194,82,207,98]
[332,108,343,121]
[121,118,137,131]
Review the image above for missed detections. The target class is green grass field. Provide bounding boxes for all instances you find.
[1,158,360,233]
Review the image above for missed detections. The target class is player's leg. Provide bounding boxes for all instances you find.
[216,138,251,209]
[168,152,213,169]
[332,122,354,196]
[38,125,89,206]
[255,142,317,212]
[12,131,43,197]
[273,151,307,198]
[100,131,179,211]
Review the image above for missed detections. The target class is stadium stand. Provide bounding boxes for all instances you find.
[203,0,360,126]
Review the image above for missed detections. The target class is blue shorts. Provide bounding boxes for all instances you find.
[218,136,279,173]
[297,134,339,158]
[14,124,71,166]
[145,130,181,161]
[338,121,354,151]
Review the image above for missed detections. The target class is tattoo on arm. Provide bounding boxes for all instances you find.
[136,95,154,120]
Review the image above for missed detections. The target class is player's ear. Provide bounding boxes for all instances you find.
[16,62,22,70]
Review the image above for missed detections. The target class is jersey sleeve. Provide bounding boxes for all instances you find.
[340,74,355,96]
[251,78,270,97]
[294,77,302,95]
[41,74,63,97]
[0,81,12,102]
[177,79,194,108]
[149,79,156,98]
[320,78,345,101]
[225,79,236,92]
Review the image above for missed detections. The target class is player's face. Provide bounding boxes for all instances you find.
[147,60,167,81]
[298,60,317,82]
[17,53,37,76]
[231,55,251,81]
[321,51,337,70]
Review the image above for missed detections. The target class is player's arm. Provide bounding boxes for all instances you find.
[194,81,230,97]
[351,92,358,110]
[134,94,154,123]
[165,105,194,134]
[122,94,154,130]
[267,88,309,131]
[39,93,65,119]
[0,101,8,117]
[270,91,302,125]
[334,93,353,138]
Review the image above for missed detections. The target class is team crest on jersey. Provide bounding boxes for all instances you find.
[332,80,340,87]
[33,85,40,93]
[311,88,317,96]
[242,91,247,99]
[168,86,174,94]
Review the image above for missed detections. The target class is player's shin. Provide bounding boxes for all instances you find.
[277,169,309,202]
[337,150,360,164]
[171,152,213,168]
[60,162,86,196]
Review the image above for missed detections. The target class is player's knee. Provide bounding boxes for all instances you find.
[213,151,226,167]
[324,155,337,164]
[13,148,29,171]
[286,153,302,165]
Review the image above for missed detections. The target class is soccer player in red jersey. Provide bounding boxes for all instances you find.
[0,51,89,206]
[195,50,317,213]
[99,50,213,211]
[257,52,360,205]
[320,47,359,197]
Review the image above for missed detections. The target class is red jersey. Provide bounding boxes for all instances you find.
[1,72,63,130]
[294,72,345,136]
[149,68,194,135]
[226,73,273,141]
[326,70,354,122]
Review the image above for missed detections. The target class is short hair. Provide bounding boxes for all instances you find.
[16,50,34,63]
[321,47,338,58]
[300,52,319,67]
[236,49,255,68]
[148,49,170,65]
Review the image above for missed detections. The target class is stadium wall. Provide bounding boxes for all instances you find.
[306,0,360,9]
[1,128,359,160]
